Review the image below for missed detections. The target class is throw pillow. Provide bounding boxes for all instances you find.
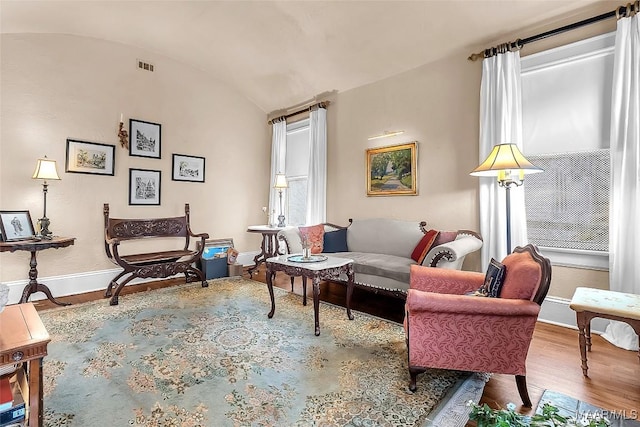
[484,258,507,298]
[323,228,348,253]
[298,224,325,254]
[410,229,440,264]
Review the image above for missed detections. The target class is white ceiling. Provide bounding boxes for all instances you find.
[1,0,607,113]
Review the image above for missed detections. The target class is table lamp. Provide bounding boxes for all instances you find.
[274,173,288,227]
[32,156,61,239]
[470,143,542,253]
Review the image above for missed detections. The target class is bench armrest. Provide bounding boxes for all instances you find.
[422,233,483,268]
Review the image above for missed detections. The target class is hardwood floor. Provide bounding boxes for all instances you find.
[31,267,640,421]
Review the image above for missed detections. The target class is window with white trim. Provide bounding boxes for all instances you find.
[285,119,309,226]
[521,32,614,270]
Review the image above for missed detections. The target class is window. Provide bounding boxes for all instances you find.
[521,32,614,269]
[285,119,309,226]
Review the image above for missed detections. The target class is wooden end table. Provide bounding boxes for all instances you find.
[246,225,283,277]
[265,254,354,336]
[0,237,75,305]
[0,303,51,427]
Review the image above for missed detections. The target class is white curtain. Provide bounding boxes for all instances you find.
[305,106,327,225]
[603,13,640,351]
[269,119,287,226]
[478,50,528,269]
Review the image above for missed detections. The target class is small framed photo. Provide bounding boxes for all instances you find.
[65,139,115,175]
[129,119,161,158]
[172,154,206,183]
[0,211,35,241]
[129,168,161,206]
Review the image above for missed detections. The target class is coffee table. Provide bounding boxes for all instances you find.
[265,254,354,336]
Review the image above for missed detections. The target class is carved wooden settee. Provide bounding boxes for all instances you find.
[103,203,209,305]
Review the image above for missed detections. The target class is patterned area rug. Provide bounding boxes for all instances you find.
[39,278,473,426]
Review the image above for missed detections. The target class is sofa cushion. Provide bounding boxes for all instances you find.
[330,252,415,283]
[299,224,325,254]
[410,230,439,264]
[323,229,348,253]
[346,218,424,258]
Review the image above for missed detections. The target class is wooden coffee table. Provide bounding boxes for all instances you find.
[265,254,354,336]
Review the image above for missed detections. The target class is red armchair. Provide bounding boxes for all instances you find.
[404,244,551,407]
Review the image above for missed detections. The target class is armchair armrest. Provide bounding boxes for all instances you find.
[410,264,484,294]
[423,234,483,268]
[406,289,541,317]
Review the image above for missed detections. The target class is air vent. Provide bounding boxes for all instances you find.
[137,59,155,72]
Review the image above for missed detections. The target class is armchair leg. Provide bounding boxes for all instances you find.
[408,367,426,392]
[515,375,532,407]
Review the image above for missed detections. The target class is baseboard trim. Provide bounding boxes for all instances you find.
[3,251,261,305]
[539,295,609,334]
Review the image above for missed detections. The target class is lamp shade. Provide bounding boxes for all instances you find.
[274,173,288,189]
[32,157,61,180]
[470,143,543,177]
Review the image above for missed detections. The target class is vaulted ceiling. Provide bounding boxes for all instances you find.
[1,1,606,113]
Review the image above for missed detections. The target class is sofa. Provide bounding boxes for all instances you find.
[277,218,483,298]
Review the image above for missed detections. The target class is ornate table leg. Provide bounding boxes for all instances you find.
[345,266,354,321]
[266,264,276,319]
[20,250,70,306]
[301,277,307,306]
[312,275,321,336]
[248,234,269,277]
[576,312,589,377]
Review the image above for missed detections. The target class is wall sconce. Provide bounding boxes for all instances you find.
[470,143,543,253]
[367,130,404,141]
[118,113,129,149]
[32,156,61,239]
[274,174,288,227]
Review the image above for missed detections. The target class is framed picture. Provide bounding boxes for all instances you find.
[366,141,418,196]
[0,211,35,241]
[129,119,161,158]
[172,153,205,183]
[65,139,115,175]
[129,168,161,205]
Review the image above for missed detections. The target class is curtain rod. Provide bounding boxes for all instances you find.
[267,101,330,125]
[468,1,638,61]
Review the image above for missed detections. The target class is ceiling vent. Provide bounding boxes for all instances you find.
[137,59,155,72]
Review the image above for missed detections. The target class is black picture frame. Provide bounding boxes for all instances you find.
[129,168,161,206]
[65,139,115,176]
[0,211,36,241]
[129,119,161,159]
[171,153,206,183]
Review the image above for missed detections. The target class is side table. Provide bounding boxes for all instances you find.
[246,225,282,277]
[0,303,51,427]
[0,237,76,305]
[265,255,355,336]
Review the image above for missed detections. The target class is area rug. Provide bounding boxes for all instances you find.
[39,278,477,426]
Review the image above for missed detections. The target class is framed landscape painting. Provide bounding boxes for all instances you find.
[366,141,417,196]
[129,119,161,158]
[172,154,205,183]
[129,168,161,205]
[65,139,115,175]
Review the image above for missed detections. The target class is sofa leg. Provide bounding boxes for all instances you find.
[515,375,532,407]
[408,367,426,392]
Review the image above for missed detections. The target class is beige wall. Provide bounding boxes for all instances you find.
[326,1,617,298]
[0,34,270,284]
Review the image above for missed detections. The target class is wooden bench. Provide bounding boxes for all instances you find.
[569,286,640,376]
[103,203,209,305]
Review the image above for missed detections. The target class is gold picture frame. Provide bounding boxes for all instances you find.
[366,141,417,196]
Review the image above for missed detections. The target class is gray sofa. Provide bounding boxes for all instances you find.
[277,218,483,298]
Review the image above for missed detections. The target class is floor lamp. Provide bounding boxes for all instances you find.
[274,173,288,228]
[32,156,61,239]
[470,143,542,254]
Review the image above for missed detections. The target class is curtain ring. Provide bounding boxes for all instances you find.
[616,5,624,19]
[514,38,523,51]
